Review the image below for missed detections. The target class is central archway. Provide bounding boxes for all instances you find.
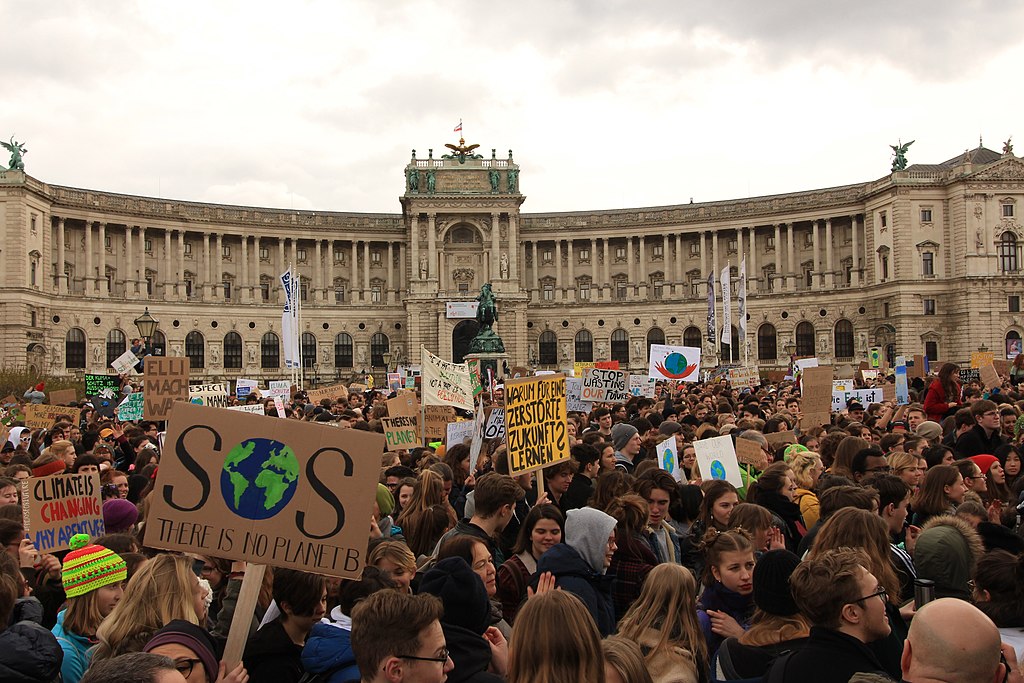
[452,320,480,363]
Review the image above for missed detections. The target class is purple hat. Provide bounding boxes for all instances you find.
[102,499,138,533]
[144,620,219,681]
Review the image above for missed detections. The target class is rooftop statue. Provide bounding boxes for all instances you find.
[890,139,914,172]
[1004,137,1014,155]
[442,137,484,164]
[2,137,27,171]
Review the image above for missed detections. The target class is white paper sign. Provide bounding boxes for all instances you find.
[656,438,683,483]
[565,377,592,412]
[484,408,505,441]
[188,382,230,408]
[421,347,475,411]
[629,375,656,398]
[110,350,139,375]
[235,378,258,399]
[831,387,884,412]
[648,344,702,382]
[693,435,743,487]
[267,380,291,398]
[582,368,630,403]
[227,404,266,415]
[446,420,474,446]
[272,396,286,417]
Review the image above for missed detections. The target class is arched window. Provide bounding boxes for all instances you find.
[610,329,629,365]
[65,328,86,369]
[1000,232,1019,273]
[223,332,243,369]
[795,322,815,357]
[539,331,557,366]
[106,329,126,367]
[574,330,593,363]
[833,320,855,359]
[450,226,476,243]
[683,326,702,348]
[151,331,166,357]
[757,324,777,361]
[646,327,666,361]
[370,333,390,368]
[185,331,205,369]
[1006,330,1022,360]
[261,332,280,369]
[334,333,353,368]
[301,332,317,369]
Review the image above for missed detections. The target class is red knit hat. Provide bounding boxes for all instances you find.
[62,534,127,598]
[968,454,999,475]
[31,451,66,478]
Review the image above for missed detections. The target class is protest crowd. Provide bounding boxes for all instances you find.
[5,349,1024,683]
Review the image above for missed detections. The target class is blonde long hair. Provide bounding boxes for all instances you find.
[63,588,110,637]
[92,554,199,660]
[508,591,605,683]
[616,563,708,672]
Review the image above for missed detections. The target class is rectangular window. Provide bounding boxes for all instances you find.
[542,283,554,301]
[727,238,737,253]
[371,285,382,303]
[185,280,194,298]
[146,277,153,296]
[144,238,153,253]
[1004,204,1015,218]
[925,340,938,361]
[690,279,700,296]
[334,285,345,303]
[222,245,231,258]
[104,235,111,249]
[652,280,663,299]
[297,248,307,262]
[883,302,890,318]
[880,211,888,228]
[805,269,813,288]
[223,281,231,299]
[846,265,852,284]
[615,246,626,260]
[457,282,469,294]
[881,255,889,280]
[300,282,309,301]
[924,298,936,315]
[184,242,192,255]
[261,282,270,302]
[804,232,814,247]
[922,252,934,276]
[921,208,933,223]
[616,280,627,299]
[543,249,553,264]
[371,250,382,264]
[1010,295,1021,313]
[259,246,270,260]
[334,250,344,263]
[579,282,591,300]
[690,242,700,256]
[766,235,775,251]
[30,310,36,327]
[653,244,664,259]
[579,248,590,262]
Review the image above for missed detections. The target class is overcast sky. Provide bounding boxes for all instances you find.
[4,1,1022,214]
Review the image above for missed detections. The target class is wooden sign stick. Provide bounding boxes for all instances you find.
[221,563,268,668]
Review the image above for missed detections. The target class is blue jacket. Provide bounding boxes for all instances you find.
[300,621,359,683]
[535,543,616,636]
[52,609,93,683]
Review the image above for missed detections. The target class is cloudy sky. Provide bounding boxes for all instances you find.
[4,1,1022,213]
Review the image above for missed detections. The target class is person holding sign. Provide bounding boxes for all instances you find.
[52,534,127,683]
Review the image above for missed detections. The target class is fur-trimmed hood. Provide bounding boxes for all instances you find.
[915,514,985,601]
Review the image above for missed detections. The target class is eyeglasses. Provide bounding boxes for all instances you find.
[852,586,887,605]
[864,466,892,473]
[1000,650,1010,683]
[174,658,203,678]
[398,647,450,664]
[385,482,399,490]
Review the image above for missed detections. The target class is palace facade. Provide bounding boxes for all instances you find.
[2,142,1023,383]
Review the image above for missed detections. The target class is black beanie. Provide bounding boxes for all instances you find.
[419,556,491,635]
[753,549,801,616]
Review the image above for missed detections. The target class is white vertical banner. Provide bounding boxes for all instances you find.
[720,263,732,347]
[706,271,716,343]
[280,268,300,369]
[738,258,747,364]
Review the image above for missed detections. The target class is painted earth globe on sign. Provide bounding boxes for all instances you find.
[220,438,300,520]
[709,460,727,480]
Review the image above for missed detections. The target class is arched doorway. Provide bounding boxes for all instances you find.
[452,320,480,363]
[26,343,45,375]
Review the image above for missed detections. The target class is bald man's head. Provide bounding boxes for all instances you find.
[902,598,1003,683]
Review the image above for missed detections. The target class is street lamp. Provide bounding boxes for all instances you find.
[134,307,159,355]
[311,362,320,388]
[382,352,392,373]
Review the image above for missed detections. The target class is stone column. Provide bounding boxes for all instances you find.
[387,241,394,303]
[363,241,370,293]
[711,231,719,283]
[491,213,501,279]
[397,242,405,292]
[98,223,108,297]
[508,214,518,280]
[675,233,683,285]
[350,241,358,300]
[410,215,420,284]
[427,214,437,280]
[638,236,647,297]
[736,227,744,275]
[590,238,598,286]
[786,223,795,291]
[57,218,67,294]
[532,241,540,292]
[773,223,782,292]
[314,240,322,302]
[627,237,635,285]
[125,225,134,296]
[700,231,708,294]
[602,239,610,297]
[748,227,757,294]
[163,230,172,297]
[177,230,185,300]
[825,218,834,288]
[567,239,575,301]
[811,219,820,287]
[279,238,287,304]
[326,241,335,302]
[851,214,860,286]
[662,233,669,281]
[240,236,250,303]
[203,233,212,299]
[290,239,298,276]
[555,239,563,299]
[138,226,147,298]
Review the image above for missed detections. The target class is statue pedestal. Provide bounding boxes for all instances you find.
[464,352,508,386]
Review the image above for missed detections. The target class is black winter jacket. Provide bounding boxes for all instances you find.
[0,621,64,683]
[535,543,616,636]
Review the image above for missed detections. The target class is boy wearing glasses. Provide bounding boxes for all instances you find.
[351,590,453,683]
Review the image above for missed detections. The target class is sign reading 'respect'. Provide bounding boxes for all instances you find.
[146,402,384,579]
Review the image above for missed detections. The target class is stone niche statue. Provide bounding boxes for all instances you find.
[500,253,509,279]
[419,254,429,280]
[248,345,257,365]
[468,283,506,354]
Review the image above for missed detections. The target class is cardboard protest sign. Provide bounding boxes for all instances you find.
[305,384,348,405]
[994,359,1011,377]
[25,404,81,430]
[582,368,630,403]
[382,393,420,449]
[189,383,230,409]
[48,389,78,405]
[728,366,760,388]
[881,383,896,402]
[628,375,656,398]
[446,419,473,446]
[228,404,266,415]
[387,373,402,393]
[764,430,797,448]
[235,379,258,400]
[146,401,384,578]
[565,377,592,413]
[21,472,104,553]
[656,438,683,483]
[971,351,995,369]
[116,392,145,421]
[909,354,925,379]
[648,345,701,382]
[734,437,765,467]
[484,408,505,441]
[421,347,475,410]
[693,435,743,488]
[110,349,140,375]
[980,363,1001,390]
[144,357,189,420]
[799,365,834,429]
[423,405,456,441]
[860,369,879,382]
[0,395,17,406]
[504,374,569,475]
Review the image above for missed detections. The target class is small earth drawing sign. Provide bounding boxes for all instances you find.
[220,438,300,520]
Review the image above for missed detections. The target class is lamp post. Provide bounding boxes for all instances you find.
[311,362,320,388]
[382,351,393,373]
[134,307,159,356]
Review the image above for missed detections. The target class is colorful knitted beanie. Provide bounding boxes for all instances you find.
[62,534,127,598]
